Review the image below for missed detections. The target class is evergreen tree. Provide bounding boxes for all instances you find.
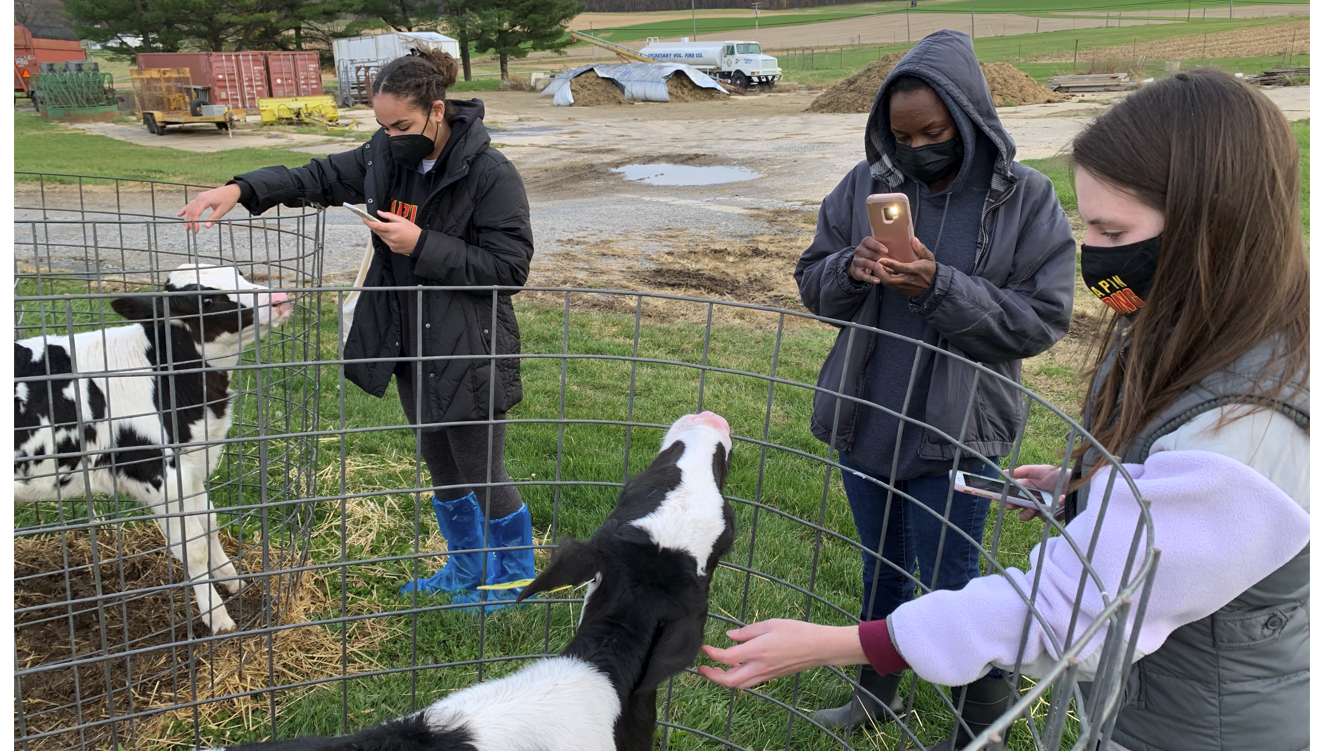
[472,0,582,81]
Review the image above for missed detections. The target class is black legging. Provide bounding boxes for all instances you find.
[396,373,524,520]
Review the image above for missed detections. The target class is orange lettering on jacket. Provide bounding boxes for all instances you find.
[390,200,419,223]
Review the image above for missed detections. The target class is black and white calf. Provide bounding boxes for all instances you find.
[210,411,735,751]
[14,265,293,634]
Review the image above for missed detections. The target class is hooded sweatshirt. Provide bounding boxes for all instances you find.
[847,77,999,481]
[793,30,1075,471]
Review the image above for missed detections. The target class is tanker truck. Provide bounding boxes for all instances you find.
[639,39,781,90]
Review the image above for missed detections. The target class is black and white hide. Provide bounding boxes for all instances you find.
[14,265,292,634]
[206,411,735,751]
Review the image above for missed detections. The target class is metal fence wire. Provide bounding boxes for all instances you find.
[12,178,1157,751]
[13,176,324,750]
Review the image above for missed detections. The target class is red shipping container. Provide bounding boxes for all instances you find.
[136,51,269,109]
[14,24,85,92]
[265,51,323,97]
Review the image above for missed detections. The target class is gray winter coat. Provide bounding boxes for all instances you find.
[794,30,1076,461]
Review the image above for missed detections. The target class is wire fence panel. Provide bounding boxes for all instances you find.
[12,176,1156,751]
[13,176,324,751]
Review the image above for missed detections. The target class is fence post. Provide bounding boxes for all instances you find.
[1074,39,1079,70]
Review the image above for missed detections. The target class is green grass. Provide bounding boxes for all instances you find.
[1293,119,1309,232]
[14,111,325,185]
[1023,118,1309,234]
[921,0,1305,13]
[450,78,505,92]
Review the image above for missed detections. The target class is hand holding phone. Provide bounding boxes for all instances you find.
[343,202,381,222]
[866,193,917,264]
[953,471,1062,520]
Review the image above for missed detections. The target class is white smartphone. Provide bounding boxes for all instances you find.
[343,202,381,222]
[952,471,1058,514]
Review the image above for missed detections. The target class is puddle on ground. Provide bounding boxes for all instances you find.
[613,163,760,186]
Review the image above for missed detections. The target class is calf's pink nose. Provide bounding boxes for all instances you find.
[694,411,730,435]
[270,291,291,309]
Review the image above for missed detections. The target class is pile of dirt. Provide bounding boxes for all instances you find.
[569,71,630,107]
[807,53,1067,112]
[979,62,1067,105]
[666,72,728,103]
[805,53,906,113]
[14,526,314,751]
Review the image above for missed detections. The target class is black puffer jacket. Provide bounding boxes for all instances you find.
[233,99,533,426]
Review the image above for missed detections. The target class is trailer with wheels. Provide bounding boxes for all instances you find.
[131,67,245,135]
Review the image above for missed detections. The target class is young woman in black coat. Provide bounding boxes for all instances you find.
[179,49,536,608]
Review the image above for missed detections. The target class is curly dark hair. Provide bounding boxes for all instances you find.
[371,47,460,115]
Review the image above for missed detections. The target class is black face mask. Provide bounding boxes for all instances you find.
[894,138,964,183]
[1080,235,1161,316]
[388,116,440,166]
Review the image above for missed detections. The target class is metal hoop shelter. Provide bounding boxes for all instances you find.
[12,176,1156,751]
[13,176,324,750]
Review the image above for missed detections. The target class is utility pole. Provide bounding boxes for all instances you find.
[1187,0,1192,22]
[752,2,761,43]
[970,0,975,38]
[691,0,697,40]
[1229,0,1233,20]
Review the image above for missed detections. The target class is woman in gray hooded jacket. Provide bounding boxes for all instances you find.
[791,30,1076,739]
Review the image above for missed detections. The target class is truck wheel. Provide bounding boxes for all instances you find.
[189,98,208,117]
[734,72,750,91]
[144,113,164,135]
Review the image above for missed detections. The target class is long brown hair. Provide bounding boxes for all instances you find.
[1071,68,1309,468]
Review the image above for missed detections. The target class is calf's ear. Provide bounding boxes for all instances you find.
[111,297,163,322]
[516,537,599,603]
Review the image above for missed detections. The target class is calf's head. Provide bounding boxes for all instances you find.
[111,264,293,363]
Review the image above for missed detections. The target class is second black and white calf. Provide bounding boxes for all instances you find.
[14,264,292,634]
[209,411,735,751]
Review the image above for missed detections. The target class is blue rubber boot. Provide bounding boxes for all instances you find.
[451,505,536,611]
[400,492,496,596]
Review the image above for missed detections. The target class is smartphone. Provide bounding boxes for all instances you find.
[865,193,917,264]
[343,202,381,222]
[953,471,1060,515]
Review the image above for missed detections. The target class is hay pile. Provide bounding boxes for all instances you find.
[808,54,1065,113]
[806,53,906,113]
[569,71,630,106]
[14,526,370,751]
[666,72,728,103]
[980,62,1066,105]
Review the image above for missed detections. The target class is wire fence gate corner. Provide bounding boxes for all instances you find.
[13,176,1157,751]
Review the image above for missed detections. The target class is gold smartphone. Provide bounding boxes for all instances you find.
[865,193,917,264]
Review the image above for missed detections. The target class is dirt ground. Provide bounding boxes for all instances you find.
[39,85,1309,291]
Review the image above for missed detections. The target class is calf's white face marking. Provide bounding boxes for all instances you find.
[630,411,732,576]
[167,264,292,328]
[165,264,292,365]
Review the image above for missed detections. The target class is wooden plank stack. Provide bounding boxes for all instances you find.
[1246,67,1310,87]
[1048,73,1136,93]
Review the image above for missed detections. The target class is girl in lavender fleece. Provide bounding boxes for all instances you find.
[700,69,1310,751]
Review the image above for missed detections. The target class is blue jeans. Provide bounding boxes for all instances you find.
[840,453,999,623]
